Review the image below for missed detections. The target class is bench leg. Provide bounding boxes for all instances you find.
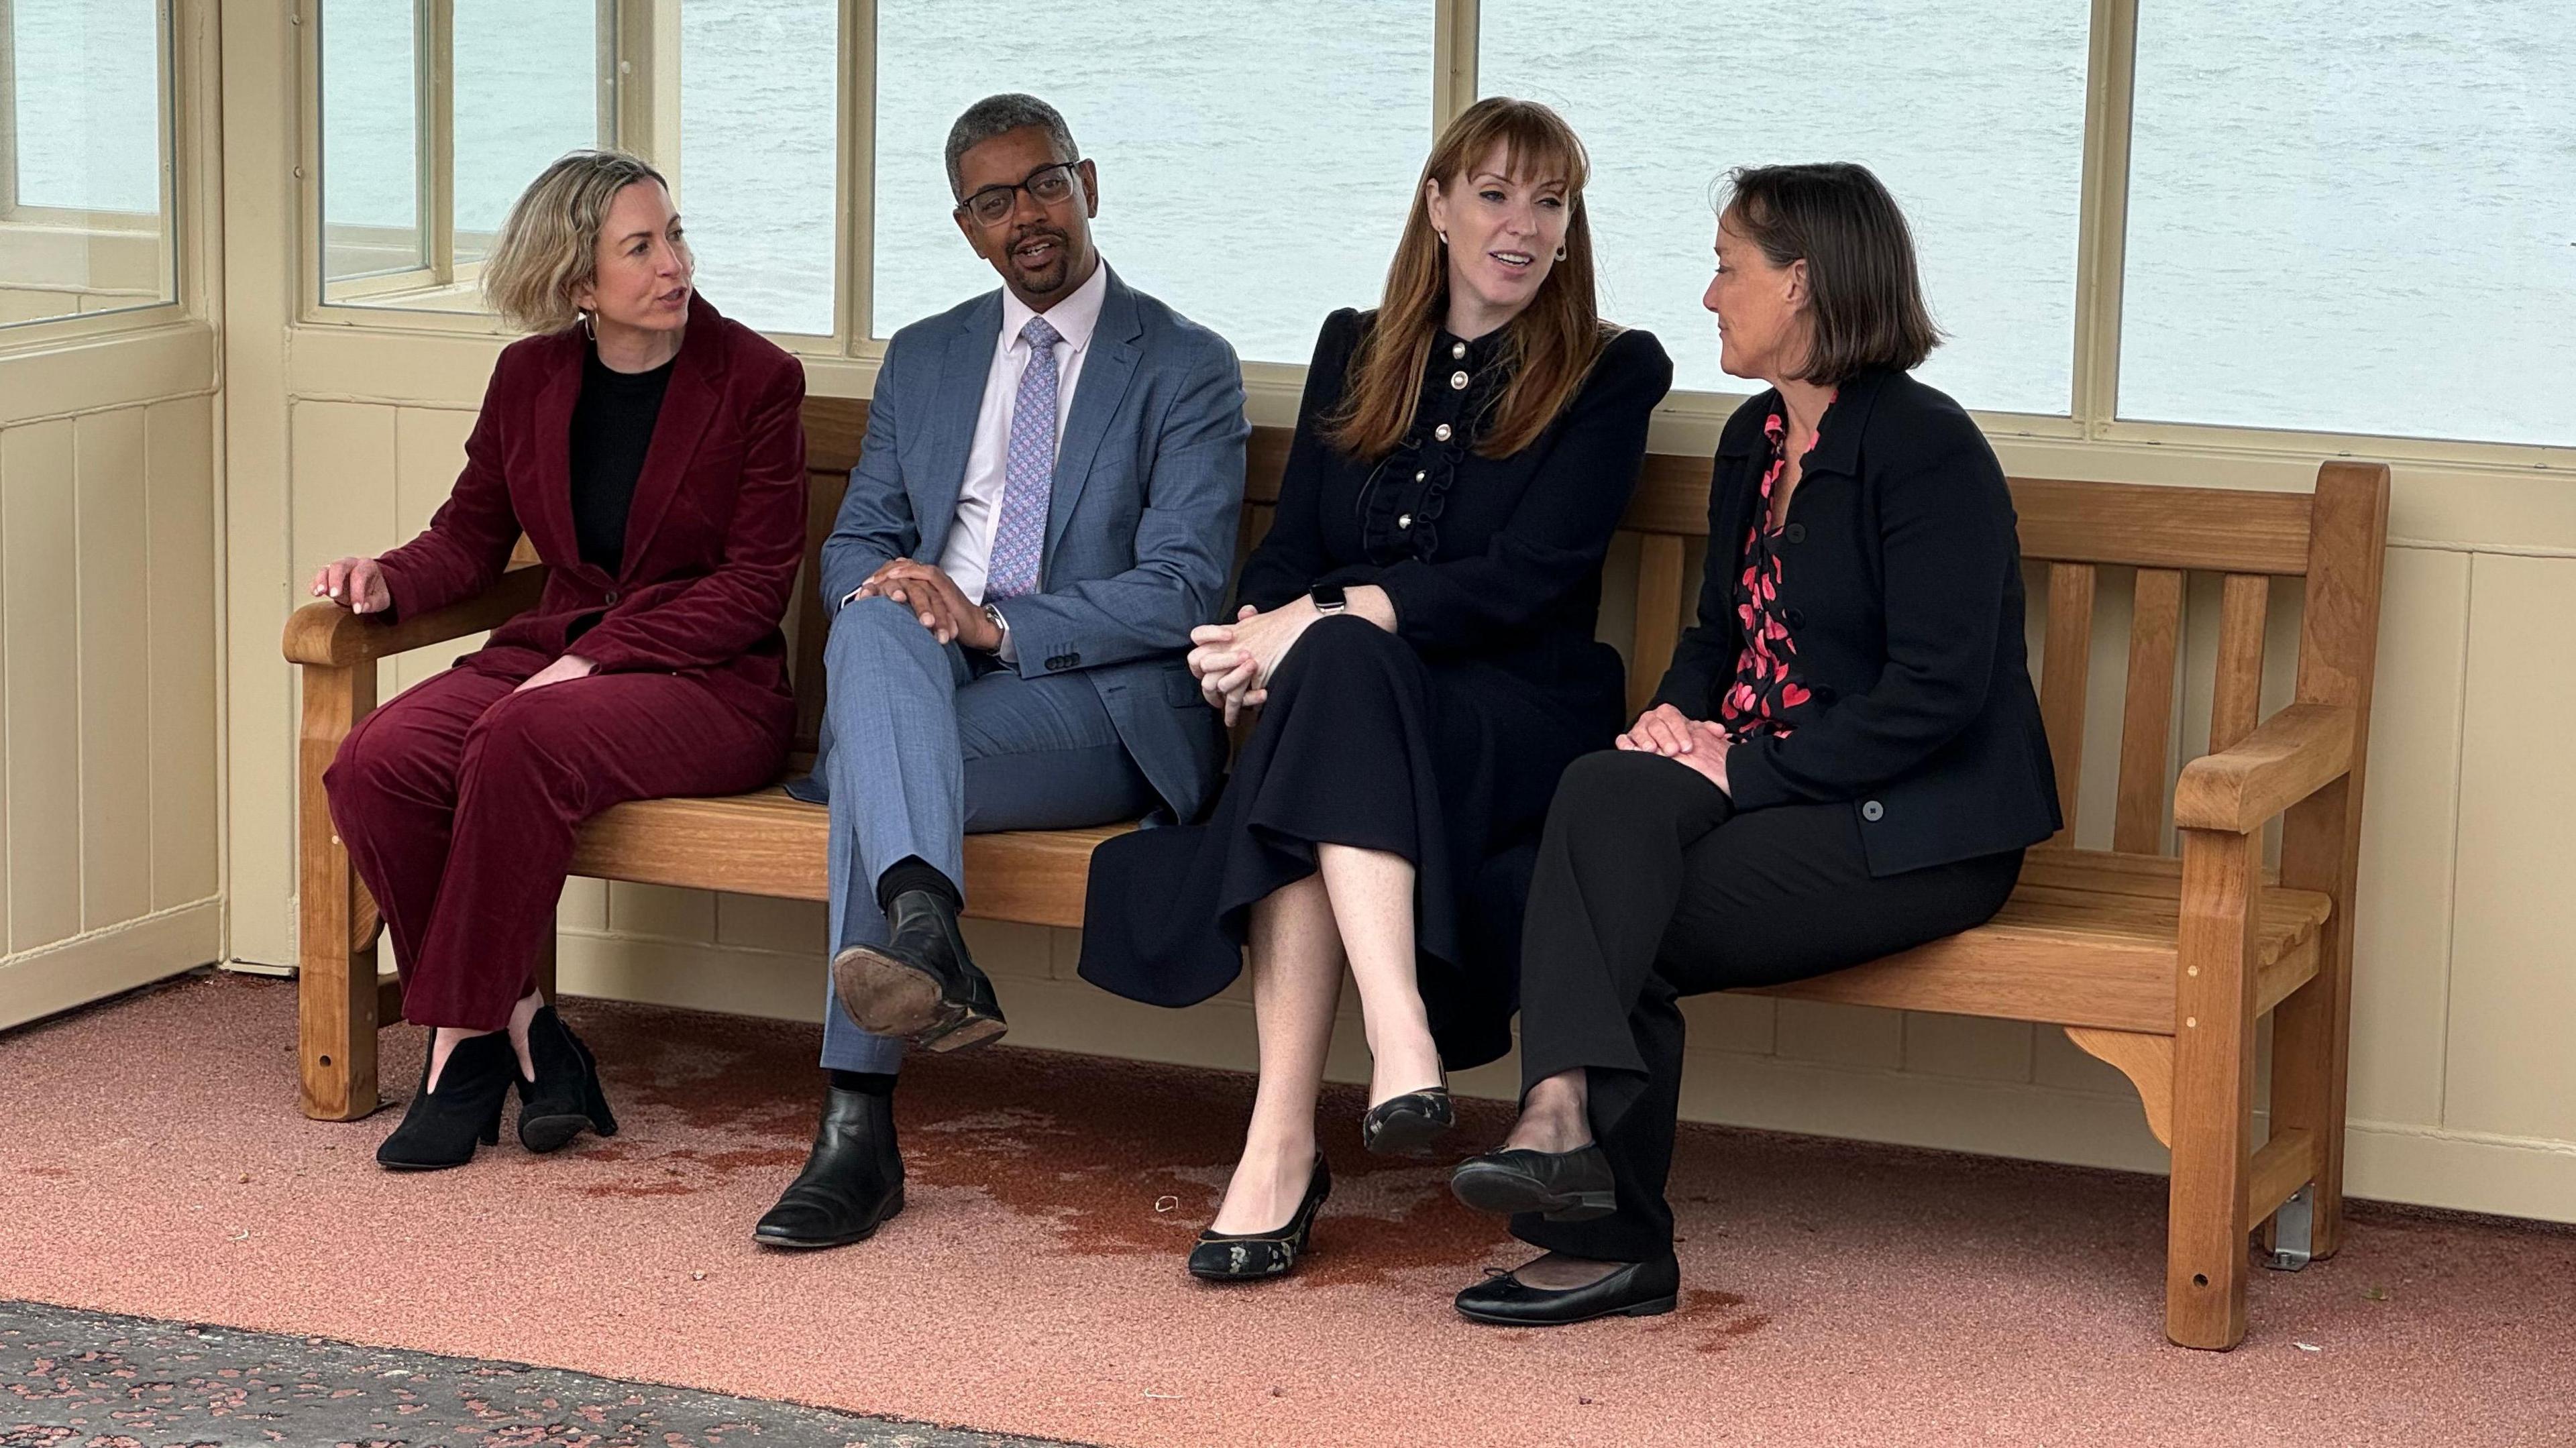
[2167,828,2261,1349]
[297,662,383,1121]
[2271,775,2359,1262]
[534,927,561,1003]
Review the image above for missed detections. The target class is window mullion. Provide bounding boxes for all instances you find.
[421,0,455,283]
[0,1,21,217]
[841,0,874,351]
[1433,0,1479,132]
[607,0,680,180]
[2070,0,2140,433]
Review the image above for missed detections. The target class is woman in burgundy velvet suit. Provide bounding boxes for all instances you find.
[309,151,808,1171]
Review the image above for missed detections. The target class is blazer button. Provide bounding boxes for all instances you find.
[1784,522,1807,544]
[1861,799,1885,822]
[604,588,621,604]
[1785,608,1806,628]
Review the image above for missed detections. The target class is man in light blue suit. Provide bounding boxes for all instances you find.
[754,94,1248,1251]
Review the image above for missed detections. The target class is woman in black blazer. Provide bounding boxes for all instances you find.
[1446,163,2060,1326]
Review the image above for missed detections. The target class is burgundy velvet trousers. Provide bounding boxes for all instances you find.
[324,653,785,1031]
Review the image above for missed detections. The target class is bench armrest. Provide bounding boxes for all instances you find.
[2174,702,2356,834]
[281,564,550,668]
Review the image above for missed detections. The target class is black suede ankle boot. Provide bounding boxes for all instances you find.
[516,1005,618,1153]
[378,1031,523,1171]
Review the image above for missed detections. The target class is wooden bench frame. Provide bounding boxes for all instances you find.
[284,394,2388,1351]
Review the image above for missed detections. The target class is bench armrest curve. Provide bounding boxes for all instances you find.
[2174,702,2356,834]
[282,565,550,668]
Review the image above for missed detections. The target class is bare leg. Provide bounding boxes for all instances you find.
[425,988,542,1091]
[1314,843,1443,1107]
[1210,873,1342,1235]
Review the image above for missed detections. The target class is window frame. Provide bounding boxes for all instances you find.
[288,0,2576,472]
[0,0,191,349]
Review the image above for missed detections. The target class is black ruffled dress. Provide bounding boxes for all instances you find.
[1078,309,1672,1068]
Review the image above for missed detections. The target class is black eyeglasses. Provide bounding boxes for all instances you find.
[957,162,1081,227]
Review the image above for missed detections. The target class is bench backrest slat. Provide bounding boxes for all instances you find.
[2113,568,2186,855]
[786,398,2375,873]
[2038,563,2099,844]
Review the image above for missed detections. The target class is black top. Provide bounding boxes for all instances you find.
[568,343,677,574]
[1239,308,1674,706]
[1652,368,2062,876]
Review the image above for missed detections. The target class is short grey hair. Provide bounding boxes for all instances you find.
[944,93,1079,199]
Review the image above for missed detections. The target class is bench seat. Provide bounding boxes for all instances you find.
[572,785,2327,1038]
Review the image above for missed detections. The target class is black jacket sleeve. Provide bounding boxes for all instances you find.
[1725,414,2019,810]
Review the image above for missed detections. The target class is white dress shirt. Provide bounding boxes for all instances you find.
[938,260,1111,606]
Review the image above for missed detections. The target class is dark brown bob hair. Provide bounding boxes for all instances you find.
[1719,162,1939,385]
[1330,97,1612,461]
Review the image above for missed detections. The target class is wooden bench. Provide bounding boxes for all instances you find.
[283,394,2388,1351]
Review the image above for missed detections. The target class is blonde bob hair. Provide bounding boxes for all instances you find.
[482,150,678,334]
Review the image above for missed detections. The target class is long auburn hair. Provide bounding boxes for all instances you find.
[1330,97,1613,461]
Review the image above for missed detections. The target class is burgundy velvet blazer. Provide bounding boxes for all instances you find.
[373,292,810,738]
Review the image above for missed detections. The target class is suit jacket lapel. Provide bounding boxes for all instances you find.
[915,294,1000,563]
[527,332,585,571]
[1044,269,1142,567]
[618,304,723,575]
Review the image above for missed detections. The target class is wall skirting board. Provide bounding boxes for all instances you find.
[3,901,222,1032]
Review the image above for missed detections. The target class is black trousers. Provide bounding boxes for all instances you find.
[1512,749,2025,1263]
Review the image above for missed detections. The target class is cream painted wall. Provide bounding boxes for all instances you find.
[0,329,225,1028]
[208,5,2573,1225]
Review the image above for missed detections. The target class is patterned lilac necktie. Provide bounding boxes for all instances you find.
[985,315,1062,600]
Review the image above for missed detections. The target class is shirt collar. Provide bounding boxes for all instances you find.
[1000,258,1110,353]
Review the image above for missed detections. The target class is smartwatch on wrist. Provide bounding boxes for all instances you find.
[981,601,1011,652]
[1309,582,1348,616]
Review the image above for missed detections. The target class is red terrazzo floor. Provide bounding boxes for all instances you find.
[2,972,2568,1447]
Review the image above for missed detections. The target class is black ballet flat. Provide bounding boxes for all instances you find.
[1188,1154,1331,1282]
[1450,1144,1617,1221]
[516,1005,619,1154]
[1454,1254,1680,1327]
[377,1032,522,1171]
[1360,1076,1455,1158]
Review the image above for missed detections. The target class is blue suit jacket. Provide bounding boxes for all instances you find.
[817,266,1250,822]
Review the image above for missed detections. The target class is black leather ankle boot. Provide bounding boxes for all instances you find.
[516,1004,618,1153]
[378,1031,523,1171]
[828,889,1006,1053]
[752,1082,905,1249]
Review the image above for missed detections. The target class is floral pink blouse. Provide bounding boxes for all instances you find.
[1717,401,1831,741]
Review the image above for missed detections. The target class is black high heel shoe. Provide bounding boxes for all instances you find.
[377,1031,523,1171]
[516,1004,618,1153]
[1188,1153,1331,1282]
[1360,1068,1453,1158]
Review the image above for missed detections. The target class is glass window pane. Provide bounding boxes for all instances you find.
[2,0,176,328]
[2120,2,2576,446]
[451,0,598,264]
[681,0,838,336]
[1481,2,2088,414]
[873,1,1433,363]
[319,0,421,286]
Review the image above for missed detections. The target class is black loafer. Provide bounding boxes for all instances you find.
[753,1084,905,1250]
[830,889,1006,1053]
[1450,1144,1616,1221]
[1188,1154,1331,1282]
[1454,1254,1680,1327]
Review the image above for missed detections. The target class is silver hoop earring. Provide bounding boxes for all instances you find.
[1436,229,1448,247]
[577,308,596,341]
[1554,245,1568,262]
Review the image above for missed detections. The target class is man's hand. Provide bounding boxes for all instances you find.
[311,555,391,614]
[513,654,598,694]
[862,559,1000,651]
